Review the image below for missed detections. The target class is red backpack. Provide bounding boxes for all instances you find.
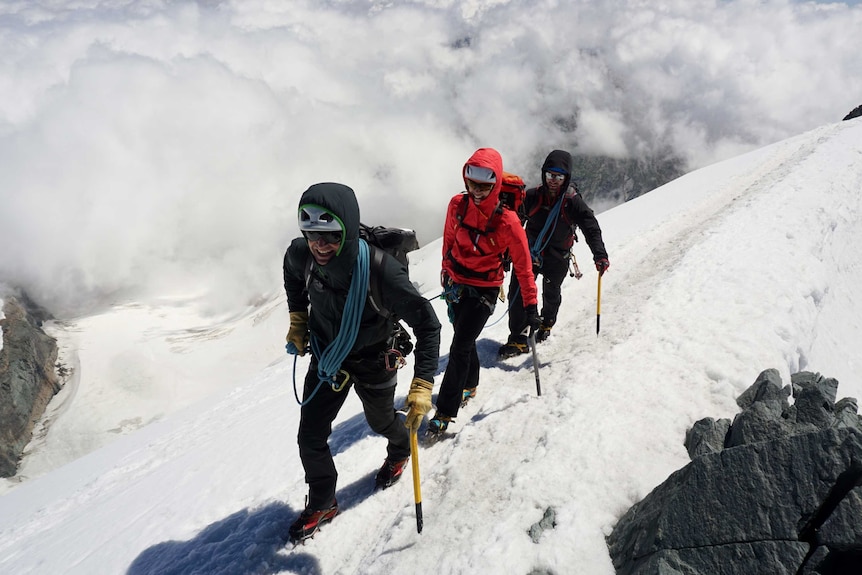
[499,172,526,212]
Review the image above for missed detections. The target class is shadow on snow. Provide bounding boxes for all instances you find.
[127,465,383,575]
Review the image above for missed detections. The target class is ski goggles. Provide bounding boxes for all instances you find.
[303,230,343,244]
[545,172,566,182]
[299,204,346,248]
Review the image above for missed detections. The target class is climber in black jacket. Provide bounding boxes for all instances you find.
[499,150,610,358]
[282,182,440,543]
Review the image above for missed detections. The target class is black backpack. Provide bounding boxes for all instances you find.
[359,223,419,317]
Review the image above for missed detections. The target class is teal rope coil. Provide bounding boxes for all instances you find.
[487,192,566,329]
[310,238,370,387]
[291,239,371,406]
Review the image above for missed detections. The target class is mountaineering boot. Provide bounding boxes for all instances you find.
[498,341,529,359]
[535,324,552,343]
[288,500,339,544]
[375,456,409,489]
[461,387,477,406]
[427,413,452,437]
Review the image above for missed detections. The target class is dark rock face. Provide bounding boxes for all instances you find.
[0,296,61,477]
[843,105,862,121]
[607,369,862,575]
[522,138,686,212]
[571,152,686,206]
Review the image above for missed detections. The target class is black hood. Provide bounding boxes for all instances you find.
[298,182,361,278]
[541,149,573,189]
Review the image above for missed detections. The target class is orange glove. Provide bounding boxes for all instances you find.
[285,312,309,356]
[404,377,433,432]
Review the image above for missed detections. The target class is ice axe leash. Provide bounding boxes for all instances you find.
[596,273,602,336]
[529,331,542,396]
[409,430,423,533]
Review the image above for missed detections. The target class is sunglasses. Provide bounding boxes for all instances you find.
[466,180,494,193]
[304,230,343,244]
[545,172,566,182]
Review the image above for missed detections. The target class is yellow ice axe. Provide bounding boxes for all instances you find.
[596,273,602,336]
[410,431,423,533]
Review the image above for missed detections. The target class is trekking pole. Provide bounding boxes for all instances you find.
[529,331,542,396]
[409,430,423,533]
[596,273,602,336]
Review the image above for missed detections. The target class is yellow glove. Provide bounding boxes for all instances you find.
[404,377,434,432]
[285,311,309,356]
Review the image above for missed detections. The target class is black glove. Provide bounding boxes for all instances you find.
[525,304,541,336]
[595,258,610,276]
[441,270,452,288]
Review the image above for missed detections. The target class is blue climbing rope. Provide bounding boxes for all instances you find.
[311,239,370,384]
[488,191,566,328]
[530,191,566,265]
[289,239,371,405]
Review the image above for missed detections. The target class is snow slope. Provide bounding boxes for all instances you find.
[1,119,861,574]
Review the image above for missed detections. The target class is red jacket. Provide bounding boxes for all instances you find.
[442,148,538,306]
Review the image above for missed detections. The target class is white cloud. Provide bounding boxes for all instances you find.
[2,118,862,574]
[0,0,860,314]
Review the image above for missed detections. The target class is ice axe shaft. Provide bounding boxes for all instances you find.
[410,430,423,533]
[529,331,542,396]
[596,273,602,336]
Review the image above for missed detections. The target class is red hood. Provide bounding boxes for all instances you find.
[462,147,504,216]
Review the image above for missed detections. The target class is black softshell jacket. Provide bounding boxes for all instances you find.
[522,149,608,263]
[283,183,440,382]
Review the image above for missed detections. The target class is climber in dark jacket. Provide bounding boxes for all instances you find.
[282,182,440,543]
[498,150,609,358]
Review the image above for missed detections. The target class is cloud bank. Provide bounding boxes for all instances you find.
[1,0,860,315]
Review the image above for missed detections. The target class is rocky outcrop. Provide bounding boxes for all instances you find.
[843,105,862,122]
[607,369,862,575]
[0,296,61,477]
[571,152,686,205]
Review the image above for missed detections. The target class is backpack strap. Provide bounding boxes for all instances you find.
[526,186,580,231]
[304,252,315,292]
[445,194,507,281]
[451,194,506,256]
[366,244,390,318]
[560,186,581,243]
[304,245,391,319]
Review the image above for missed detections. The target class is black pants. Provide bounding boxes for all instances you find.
[297,352,408,510]
[507,256,568,344]
[436,286,498,419]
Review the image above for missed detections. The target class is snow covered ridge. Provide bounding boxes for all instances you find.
[1,120,862,573]
[609,369,862,574]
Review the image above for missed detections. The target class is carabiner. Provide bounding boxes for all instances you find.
[384,349,407,372]
[331,369,353,392]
